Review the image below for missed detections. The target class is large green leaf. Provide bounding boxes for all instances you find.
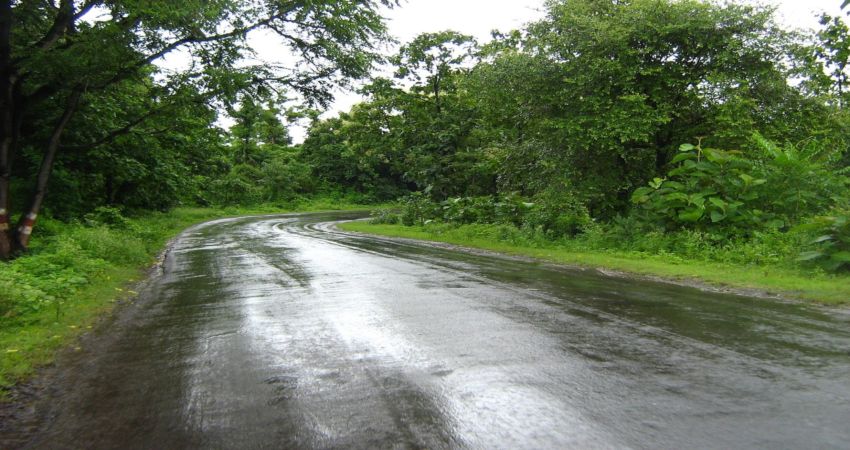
[678,207,704,222]
[710,210,727,223]
[708,197,727,211]
[670,152,696,164]
[809,235,835,244]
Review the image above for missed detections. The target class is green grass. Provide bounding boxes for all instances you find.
[0,201,377,399]
[339,222,850,306]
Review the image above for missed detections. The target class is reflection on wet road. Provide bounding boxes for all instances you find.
[6,212,850,449]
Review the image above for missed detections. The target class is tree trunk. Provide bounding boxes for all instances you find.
[0,0,14,260]
[433,75,442,115]
[0,121,11,260]
[14,88,83,251]
[0,95,13,259]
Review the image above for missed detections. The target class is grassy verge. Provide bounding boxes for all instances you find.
[0,202,375,398]
[338,222,850,306]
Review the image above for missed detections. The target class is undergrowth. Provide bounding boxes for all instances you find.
[341,221,850,305]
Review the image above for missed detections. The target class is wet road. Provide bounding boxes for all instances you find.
[4,211,850,449]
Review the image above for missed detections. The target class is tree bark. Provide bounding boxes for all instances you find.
[433,74,442,115]
[0,0,14,260]
[14,88,83,251]
[0,81,17,260]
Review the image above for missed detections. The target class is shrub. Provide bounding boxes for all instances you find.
[524,190,591,238]
[399,192,440,226]
[632,138,848,235]
[369,208,400,225]
[440,196,497,224]
[797,210,850,272]
[84,206,130,229]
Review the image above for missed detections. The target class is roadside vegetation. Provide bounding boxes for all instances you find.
[0,200,376,398]
[0,0,394,398]
[321,0,850,304]
[340,220,850,305]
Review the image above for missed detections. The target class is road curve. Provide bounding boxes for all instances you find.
[4,211,850,449]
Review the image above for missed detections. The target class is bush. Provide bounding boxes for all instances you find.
[0,233,109,323]
[399,192,441,226]
[524,190,591,238]
[83,206,130,229]
[797,210,850,272]
[369,208,400,225]
[440,196,497,224]
[393,191,589,238]
[632,138,848,235]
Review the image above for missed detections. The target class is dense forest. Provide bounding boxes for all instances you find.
[1,0,849,269]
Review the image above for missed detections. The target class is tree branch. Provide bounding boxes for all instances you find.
[97,16,275,89]
[33,0,74,50]
[61,108,159,152]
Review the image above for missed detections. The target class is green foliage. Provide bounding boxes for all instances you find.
[0,234,107,323]
[632,138,847,233]
[369,208,401,225]
[83,206,131,229]
[33,80,230,217]
[523,189,592,238]
[801,13,850,105]
[387,191,590,239]
[797,210,850,272]
[749,134,848,221]
[302,31,491,201]
[2,0,398,255]
[304,0,850,225]
[399,192,441,226]
[460,0,814,216]
[579,219,805,267]
[632,142,770,231]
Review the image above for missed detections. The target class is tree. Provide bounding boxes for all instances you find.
[468,0,824,217]
[392,31,477,114]
[805,14,850,107]
[48,79,229,214]
[388,32,494,197]
[228,97,292,166]
[301,32,491,200]
[0,0,395,259]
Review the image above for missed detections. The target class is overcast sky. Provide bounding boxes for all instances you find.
[289,0,847,141]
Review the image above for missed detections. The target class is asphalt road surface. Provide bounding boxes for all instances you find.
[4,212,850,449]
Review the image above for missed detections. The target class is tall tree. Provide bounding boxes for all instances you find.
[392,31,477,114]
[470,0,818,216]
[229,98,292,166]
[0,0,395,259]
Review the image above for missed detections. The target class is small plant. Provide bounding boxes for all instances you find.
[399,192,440,226]
[369,208,400,225]
[630,136,850,235]
[84,206,130,229]
[797,211,850,272]
[631,141,771,231]
[524,189,591,238]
